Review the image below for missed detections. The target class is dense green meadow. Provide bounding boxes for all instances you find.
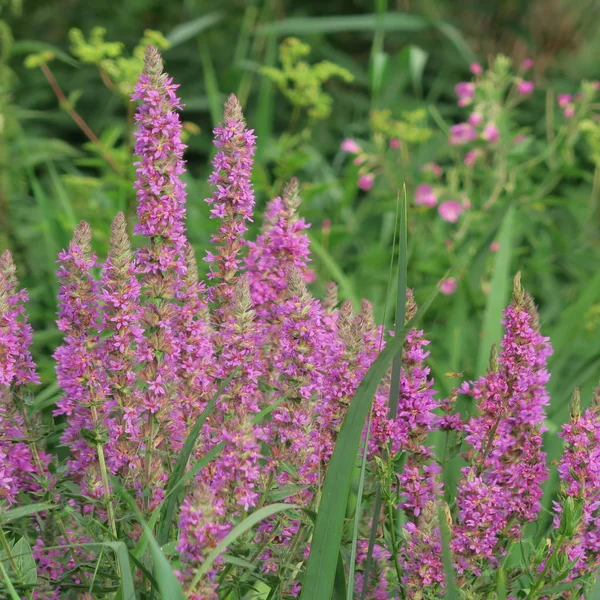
[3,0,600,598]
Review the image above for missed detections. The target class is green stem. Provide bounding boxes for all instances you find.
[0,527,32,600]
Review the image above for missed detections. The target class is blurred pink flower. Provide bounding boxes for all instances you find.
[490,241,500,252]
[415,184,437,208]
[470,62,483,76]
[558,94,572,108]
[455,82,475,106]
[389,138,401,149]
[449,123,477,145]
[522,58,534,70]
[341,138,361,154]
[482,123,499,144]
[512,134,526,145]
[517,81,534,96]
[358,174,374,191]
[438,201,464,223]
[353,155,366,165]
[440,278,457,295]
[421,162,443,178]
[468,112,483,126]
[464,150,481,167]
[564,105,575,118]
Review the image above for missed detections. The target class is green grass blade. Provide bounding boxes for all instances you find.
[476,206,515,376]
[166,12,224,47]
[1,503,55,523]
[198,36,222,127]
[0,559,21,600]
[439,506,459,600]
[190,503,299,587]
[255,33,276,160]
[308,233,359,308]
[158,375,233,545]
[116,485,184,600]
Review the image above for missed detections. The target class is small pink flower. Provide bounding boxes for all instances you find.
[468,112,483,126]
[522,58,534,70]
[414,184,437,208]
[464,149,481,166]
[564,105,575,118]
[594,81,600,91]
[389,138,401,149]
[449,123,477,145]
[482,123,499,144]
[440,278,457,295]
[438,201,464,223]
[358,174,374,191]
[341,138,361,154]
[558,94,572,108]
[517,80,534,96]
[490,241,500,252]
[421,162,443,178]
[353,155,366,165]
[470,62,483,76]
[455,82,475,106]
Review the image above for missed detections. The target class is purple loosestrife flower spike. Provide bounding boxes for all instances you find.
[99,213,145,483]
[0,250,47,505]
[205,94,256,315]
[452,273,551,572]
[54,223,113,500]
[554,386,600,578]
[245,179,312,319]
[132,47,190,507]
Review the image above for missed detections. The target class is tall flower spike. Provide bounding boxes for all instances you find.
[553,385,600,578]
[452,273,551,572]
[54,222,112,500]
[205,94,256,315]
[99,213,145,483]
[132,45,187,280]
[0,250,45,506]
[245,178,311,319]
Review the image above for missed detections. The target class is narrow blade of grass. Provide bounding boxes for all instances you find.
[166,12,224,47]
[190,503,299,586]
[439,506,459,600]
[1,502,55,523]
[198,36,222,127]
[158,375,233,545]
[476,206,515,376]
[0,559,21,600]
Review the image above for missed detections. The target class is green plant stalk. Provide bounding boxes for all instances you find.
[0,527,32,600]
[527,534,565,599]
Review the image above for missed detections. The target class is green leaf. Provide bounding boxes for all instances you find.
[166,12,224,47]
[13,537,36,586]
[0,559,20,600]
[198,36,222,127]
[190,503,299,587]
[477,206,515,376]
[409,46,428,97]
[1,502,55,523]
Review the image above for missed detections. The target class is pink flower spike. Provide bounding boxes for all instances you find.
[558,94,572,108]
[389,138,401,149]
[449,123,477,145]
[438,201,464,223]
[415,184,437,208]
[517,81,534,96]
[440,278,457,296]
[470,62,483,76]
[490,241,500,252]
[482,123,499,144]
[468,112,483,127]
[358,174,374,191]
[341,138,361,154]
[522,58,534,70]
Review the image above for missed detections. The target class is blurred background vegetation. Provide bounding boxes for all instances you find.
[3,0,600,492]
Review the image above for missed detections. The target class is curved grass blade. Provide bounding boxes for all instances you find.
[190,503,299,587]
[476,206,515,376]
[158,374,233,546]
[166,12,224,47]
[1,502,55,523]
[0,558,21,600]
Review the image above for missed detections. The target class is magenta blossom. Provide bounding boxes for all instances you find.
[415,184,437,208]
[470,62,483,76]
[389,138,401,149]
[438,201,465,223]
[440,278,457,296]
[482,123,499,143]
[517,81,534,96]
[468,112,483,127]
[455,82,475,106]
[464,149,481,167]
[449,123,477,145]
[341,138,361,154]
[358,174,374,191]
[522,58,534,69]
